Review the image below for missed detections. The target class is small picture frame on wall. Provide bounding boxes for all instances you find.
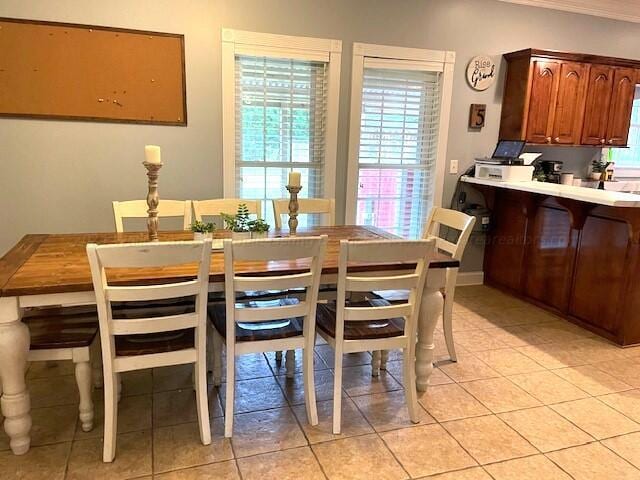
[469,104,486,129]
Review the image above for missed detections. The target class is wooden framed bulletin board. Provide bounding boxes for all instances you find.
[0,18,187,126]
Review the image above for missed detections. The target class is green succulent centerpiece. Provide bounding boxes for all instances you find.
[221,203,270,239]
[190,220,215,240]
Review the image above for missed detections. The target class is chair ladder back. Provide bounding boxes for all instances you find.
[193,199,262,222]
[424,207,476,260]
[112,200,192,232]
[86,240,211,370]
[272,198,336,229]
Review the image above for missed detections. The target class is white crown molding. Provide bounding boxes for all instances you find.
[497,0,640,24]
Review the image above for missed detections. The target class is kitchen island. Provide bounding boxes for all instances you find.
[462,176,640,346]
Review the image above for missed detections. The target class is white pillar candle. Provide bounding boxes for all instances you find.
[145,145,162,164]
[288,171,301,187]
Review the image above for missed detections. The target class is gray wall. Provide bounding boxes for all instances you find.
[2,0,640,271]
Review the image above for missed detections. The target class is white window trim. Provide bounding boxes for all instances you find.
[344,42,456,226]
[221,28,342,199]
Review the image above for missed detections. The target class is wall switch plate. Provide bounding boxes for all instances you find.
[450,159,459,174]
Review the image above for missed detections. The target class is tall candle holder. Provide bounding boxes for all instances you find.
[143,160,163,241]
[285,185,302,236]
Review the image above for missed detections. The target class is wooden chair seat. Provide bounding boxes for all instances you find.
[115,329,194,356]
[24,306,99,350]
[316,299,405,340]
[208,298,304,342]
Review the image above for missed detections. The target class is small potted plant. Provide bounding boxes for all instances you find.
[190,220,215,241]
[221,203,251,240]
[590,159,607,181]
[249,218,270,239]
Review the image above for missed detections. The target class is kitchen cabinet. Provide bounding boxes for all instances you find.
[500,49,640,147]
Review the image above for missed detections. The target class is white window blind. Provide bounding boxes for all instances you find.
[611,87,640,173]
[355,66,442,239]
[235,55,328,226]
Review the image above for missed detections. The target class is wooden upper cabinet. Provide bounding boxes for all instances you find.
[525,61,560,144]
[581,65,614,145]
[500,49,640,146]
[606,68,637,146]
[551,62,589,145]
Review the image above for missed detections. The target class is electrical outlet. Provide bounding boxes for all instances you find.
[450,159,459,174]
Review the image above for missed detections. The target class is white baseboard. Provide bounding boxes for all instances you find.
[456,271,484,286]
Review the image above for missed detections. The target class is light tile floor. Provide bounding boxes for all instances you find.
[3,285,640,479]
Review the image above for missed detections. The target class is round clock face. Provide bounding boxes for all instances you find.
[467,55,497,91]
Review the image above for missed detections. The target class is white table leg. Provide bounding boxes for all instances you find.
[415,280,444,392]
[0,297,31,455]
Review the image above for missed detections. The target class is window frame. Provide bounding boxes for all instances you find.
[345,42,455,230]
[221,28,342,200]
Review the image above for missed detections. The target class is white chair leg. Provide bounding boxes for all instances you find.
[275,350,283,364]
[371,350,381,377]
[212,330,223,387]
[285,350,295,378]
[194,357,211,445]
[303,343,318,426]
[103,372,118,462]
[402,345,419,424]
[117,373,122,403]
[443,269,458,362]
[380,350,389,370]
[74,360,94,432]
[332,347,343,435]
[224,345,235,438]
[91,340,103,389]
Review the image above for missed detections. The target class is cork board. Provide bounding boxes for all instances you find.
[0,18,187,125]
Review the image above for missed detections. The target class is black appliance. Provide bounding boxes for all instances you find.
[535,160,563,183]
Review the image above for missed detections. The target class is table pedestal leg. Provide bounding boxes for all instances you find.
[415,286,443,392]
[0,297,31,455]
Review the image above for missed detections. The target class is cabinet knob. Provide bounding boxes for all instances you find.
[608,139,614,144]
[546,137,551,143]
[600,139,606,144]
[555,137,560,143]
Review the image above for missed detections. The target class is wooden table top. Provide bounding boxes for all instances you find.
[0,225,459,298]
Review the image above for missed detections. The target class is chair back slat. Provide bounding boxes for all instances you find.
[424,207,476,260]
[229,236,324,262]
[193,199,262,222]
[346,240,434,264]
[95,241,205,268]
[344,303,412,321]
[111,312,199,335]
[345,274,419,293]
[106,281,200,302]
[235,301,309,323]
[272,198,335,229]
[113,200,192,232]
[234,272,314,292]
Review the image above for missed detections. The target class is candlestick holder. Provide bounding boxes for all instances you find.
[143,160,163,242]
[285,185,302,236]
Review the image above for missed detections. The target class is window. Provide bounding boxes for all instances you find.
[222,29,341,225]
[611,86,640,176]
[346,43,455,239]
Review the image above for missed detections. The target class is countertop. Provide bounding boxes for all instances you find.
[461,176,640,207]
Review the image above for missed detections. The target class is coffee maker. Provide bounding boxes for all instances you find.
[534,160,563,183]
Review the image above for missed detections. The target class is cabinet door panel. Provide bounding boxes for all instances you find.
[569,215,628,335]
[551,62,589,145]
[525,61,560,144]
[581,65,614,145]
[523,206,574,310]
[606,67,637,146]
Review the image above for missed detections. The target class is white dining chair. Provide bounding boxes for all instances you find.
[316,238,435,434]
[372,207,476,365]
[86,240,212,462]
[193,199,262,221]
[209,236,327,437]
[272,198,335,229]
[112,200,192,232]
[24,306,100,432]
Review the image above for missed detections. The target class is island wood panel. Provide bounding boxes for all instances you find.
[0,18,186,125]
[522,205,575,311]
[569,215,629,335]
[0,226,458,298]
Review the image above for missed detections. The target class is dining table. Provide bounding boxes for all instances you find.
[0,225,458,455]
